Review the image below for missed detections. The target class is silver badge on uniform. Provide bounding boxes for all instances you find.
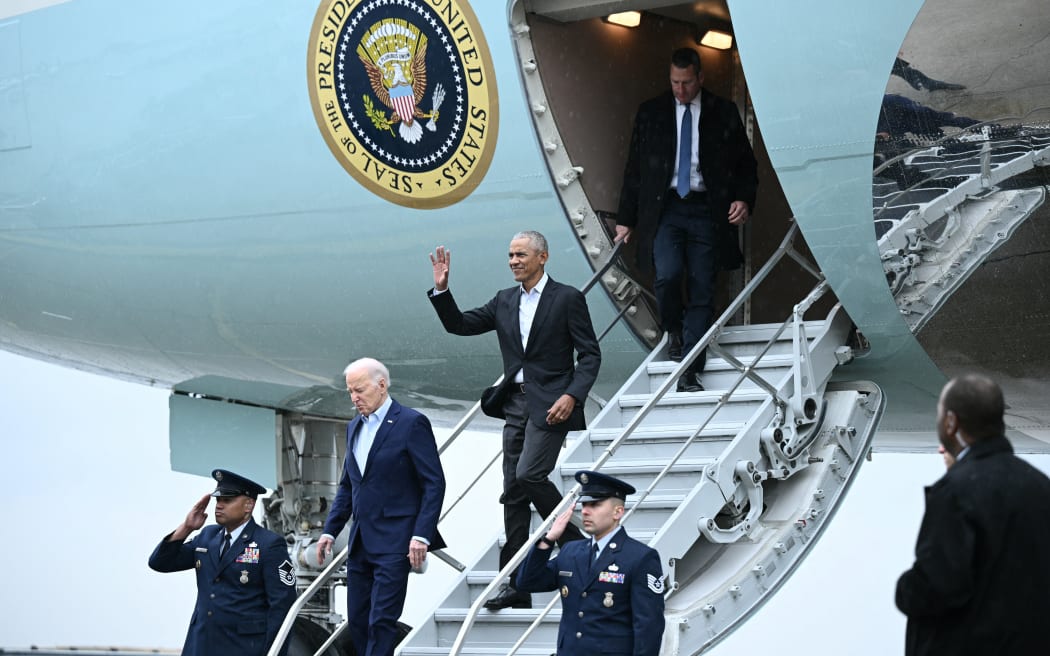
[603,592,614,607]
[278,559,296,586]
[607,563,619,572]
[240,570,250,584]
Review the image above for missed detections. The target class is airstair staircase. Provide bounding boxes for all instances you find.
[874,121,1050,331]
[391,225,885,656]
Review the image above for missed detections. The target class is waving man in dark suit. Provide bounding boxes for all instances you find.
[428,230,601,610]
[316,357,446,656]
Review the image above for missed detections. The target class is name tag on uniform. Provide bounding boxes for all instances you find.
[236,547,260,564]
[599,571,625,584]
[558,571,573,577]
[195,547,208,553]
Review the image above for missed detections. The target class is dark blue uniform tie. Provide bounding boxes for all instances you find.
[677,103,693,198]
[220,532,231,558]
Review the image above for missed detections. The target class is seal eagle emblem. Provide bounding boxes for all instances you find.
[358,20,444,144]
[308,0,498,209]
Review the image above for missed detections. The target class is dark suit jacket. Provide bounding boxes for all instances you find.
[617,88,758,273]
[895,435,1050,656]
[516,527,666,656]
[322,398,447,554]
[149,518,297,656]
[428,277,601,431]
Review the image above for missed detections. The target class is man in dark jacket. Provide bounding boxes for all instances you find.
[316,357,446,656]
[427,231,600,610]
[896,374,1050,656]
[616,47,757,393]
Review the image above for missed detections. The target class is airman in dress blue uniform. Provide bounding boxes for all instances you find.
[149,469,297,656]
[516,471,666,656]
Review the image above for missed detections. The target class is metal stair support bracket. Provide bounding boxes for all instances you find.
[661,382,885,656]
[665,303,853,551]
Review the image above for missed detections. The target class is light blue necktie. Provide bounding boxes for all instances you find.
[676,103,692,198]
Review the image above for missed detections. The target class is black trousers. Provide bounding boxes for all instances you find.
[653,197,718,374]
[499,391,583,584]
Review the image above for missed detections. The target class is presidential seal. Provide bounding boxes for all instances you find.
[308,0,499,209]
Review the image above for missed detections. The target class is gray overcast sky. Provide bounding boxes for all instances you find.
[2,350,1047,653]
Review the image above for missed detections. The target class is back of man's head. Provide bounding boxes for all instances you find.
[941,374,1005,441]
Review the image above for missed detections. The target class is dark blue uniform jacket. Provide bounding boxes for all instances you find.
[517,527,665,655]
[149,518,297,656]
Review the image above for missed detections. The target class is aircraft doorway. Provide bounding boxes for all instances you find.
[510,0,834,346]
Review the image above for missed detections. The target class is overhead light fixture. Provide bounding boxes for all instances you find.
[605,11,641,28]
[700,30,733,50]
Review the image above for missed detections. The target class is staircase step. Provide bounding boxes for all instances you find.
[587,423,737,461]
[648,353,796,374]
[401,649,556,656]
[590,423,740,443]
[646,357,791,392]
[617,389,766,425]
[560,458,712,495]
[432,608,561,646]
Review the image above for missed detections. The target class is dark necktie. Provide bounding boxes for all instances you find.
[220,532,231,558]
[590,542,600,574]
[677,103,693,198]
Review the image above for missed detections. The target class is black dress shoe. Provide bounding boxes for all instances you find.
[667,332,683,362]
[676,372,705,393]
[484,584,531,611]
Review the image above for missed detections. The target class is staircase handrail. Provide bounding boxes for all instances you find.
[872,108,1050,221]
[872,107,1049,178]
[267,544,350,656]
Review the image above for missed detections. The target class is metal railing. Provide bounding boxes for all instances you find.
[449,220,829,655]
[872,108,1050,222]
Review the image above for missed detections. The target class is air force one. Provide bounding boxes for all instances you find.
[2,0,1049,653]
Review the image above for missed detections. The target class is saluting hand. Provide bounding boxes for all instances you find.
[542,505,575,546]
[429,246,451,292]
[169,493,211,541]
[185,493,210,531]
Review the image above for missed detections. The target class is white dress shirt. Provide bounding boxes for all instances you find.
[514,273,549,383]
